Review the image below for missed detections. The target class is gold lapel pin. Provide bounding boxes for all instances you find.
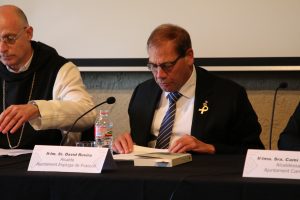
[199,101,208,114]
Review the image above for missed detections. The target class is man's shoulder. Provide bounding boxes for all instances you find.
[136,78,159,90]
[131,78,161,101]
[196,66,244,91]
[31,41,68,71]
[32,41,68,61]
[32,41,58,55]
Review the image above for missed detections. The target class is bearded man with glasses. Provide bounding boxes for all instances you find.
[113,24,264,154]
[0,5,96,149]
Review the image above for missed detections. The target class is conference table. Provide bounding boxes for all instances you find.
[0,153,299,200]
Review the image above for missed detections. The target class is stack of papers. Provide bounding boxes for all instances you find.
[134,152,192,167]
[113,145,192,167]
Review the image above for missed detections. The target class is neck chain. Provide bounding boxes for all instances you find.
[2,73,36,149]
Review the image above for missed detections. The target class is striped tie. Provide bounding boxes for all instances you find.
[155,92,182,149]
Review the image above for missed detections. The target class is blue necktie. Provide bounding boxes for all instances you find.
[155,92,182,149]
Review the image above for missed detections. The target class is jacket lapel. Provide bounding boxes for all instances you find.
[191,67,215,138]
[139,82,162,145]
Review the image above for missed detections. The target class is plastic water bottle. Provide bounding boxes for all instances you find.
[94,110,113,153]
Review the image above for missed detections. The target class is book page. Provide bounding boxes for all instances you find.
[113,145,168,161]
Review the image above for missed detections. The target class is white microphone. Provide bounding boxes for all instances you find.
[269,82,288,150]
[60,97,116,145]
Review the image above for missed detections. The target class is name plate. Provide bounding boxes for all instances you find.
[28,145,113,173]
[243,149,300,179]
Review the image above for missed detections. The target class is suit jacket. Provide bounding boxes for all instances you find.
[278,102,300,150]
[128,67,264,154]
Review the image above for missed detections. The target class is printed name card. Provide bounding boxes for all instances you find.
[28,145,114,173]
[243,149,300,180]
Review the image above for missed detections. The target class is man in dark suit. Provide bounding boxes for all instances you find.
[278,102,300,150]
[113,24,264,154]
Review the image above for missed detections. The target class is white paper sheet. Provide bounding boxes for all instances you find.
[0,148,33,156]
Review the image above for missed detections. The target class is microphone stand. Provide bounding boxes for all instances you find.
[60,97,116,145]
[269,82,287,150]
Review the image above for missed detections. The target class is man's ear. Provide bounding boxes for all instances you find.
[25,26,33,40]
[185,48,194,66]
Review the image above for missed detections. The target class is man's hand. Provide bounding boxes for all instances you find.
[0,104,40,134]
[112,132,134,154]
[169,135,215,154]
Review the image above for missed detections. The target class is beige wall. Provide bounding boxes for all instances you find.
[249,90,300,149]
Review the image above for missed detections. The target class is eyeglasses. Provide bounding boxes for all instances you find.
[147,54,184,73]
[0,27,28,45]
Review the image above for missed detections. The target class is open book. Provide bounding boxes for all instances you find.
[134,152,192,167]
[113,145,168,161]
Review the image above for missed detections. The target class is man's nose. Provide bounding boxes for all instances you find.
[156,66,167,78]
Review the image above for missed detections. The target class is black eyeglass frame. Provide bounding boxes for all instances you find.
[147,54,185,73]
[0,27,28,45]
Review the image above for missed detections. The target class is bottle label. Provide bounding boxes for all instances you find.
[94,126,107,139]
[105,130,112,137]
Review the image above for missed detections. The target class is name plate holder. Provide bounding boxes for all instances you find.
[243,149,300,180]
[28,145,116,173]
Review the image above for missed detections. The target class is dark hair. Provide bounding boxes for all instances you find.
[147,24,192,56]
